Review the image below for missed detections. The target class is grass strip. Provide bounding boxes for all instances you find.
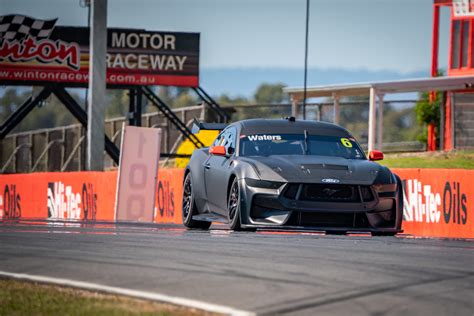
[380,150,474,169]
[0,279,216,316]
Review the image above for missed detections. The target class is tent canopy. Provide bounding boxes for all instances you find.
[284,75,474,152]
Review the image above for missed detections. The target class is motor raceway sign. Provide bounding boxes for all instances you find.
[0,15,200,87]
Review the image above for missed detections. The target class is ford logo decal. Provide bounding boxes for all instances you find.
[321,178,340,183]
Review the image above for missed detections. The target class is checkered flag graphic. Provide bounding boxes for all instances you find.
[0,15,57,42]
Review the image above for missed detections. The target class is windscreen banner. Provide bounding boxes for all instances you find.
[0,14,200,87]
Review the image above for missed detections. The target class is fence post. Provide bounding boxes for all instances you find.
[368,88,377,152]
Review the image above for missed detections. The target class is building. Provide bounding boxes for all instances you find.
[435,0,474,150]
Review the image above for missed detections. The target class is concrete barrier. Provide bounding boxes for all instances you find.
[1,168,473,239]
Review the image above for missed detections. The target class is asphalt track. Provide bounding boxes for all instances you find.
[0,222,473,315]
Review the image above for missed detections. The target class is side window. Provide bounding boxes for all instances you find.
[214,128,236,151]
[226,128,236,151]
[212,133,223,147]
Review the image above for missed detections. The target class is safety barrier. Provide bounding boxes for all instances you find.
[0,169,184,224]
[393,168,473,239]
[0,168,473,239]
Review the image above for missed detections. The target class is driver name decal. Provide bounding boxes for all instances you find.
[247,135,282,141]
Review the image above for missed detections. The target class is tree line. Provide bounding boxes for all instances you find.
[0,82,424,145]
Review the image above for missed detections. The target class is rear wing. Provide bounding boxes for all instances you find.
[191,119,228,134]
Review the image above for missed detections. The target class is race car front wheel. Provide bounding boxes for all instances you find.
[228,178,242,230]
[182,172,211,229]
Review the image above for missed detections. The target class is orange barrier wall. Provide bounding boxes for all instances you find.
[392,168,473,239]
[1,168,473,239]
[0,169,184,224]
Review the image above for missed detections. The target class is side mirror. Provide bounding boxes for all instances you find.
[369,150,384,161]
[209,145,226,156]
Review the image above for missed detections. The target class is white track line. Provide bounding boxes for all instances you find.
[0,271,254,316]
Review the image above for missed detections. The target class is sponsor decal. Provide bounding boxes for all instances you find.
[403,179,468,225]
[82,183,97,221]
[247,135,282,141]
[156,179,175,219]
[321,178,340,183]
[47,181,97,220]
[0,184,21,219]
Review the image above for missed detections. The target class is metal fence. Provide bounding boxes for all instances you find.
[1,105,206,174]
[453,93,474,149]
[226,100,426,152]
[1,100,427,174]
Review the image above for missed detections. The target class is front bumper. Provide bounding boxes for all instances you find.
[239,179,402,233]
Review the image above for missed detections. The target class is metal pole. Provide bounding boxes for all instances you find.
[87,0,107,171]
[332,93,340,124]
[376,93,384,151]
[302,0,310,120]
[368,87,377,152]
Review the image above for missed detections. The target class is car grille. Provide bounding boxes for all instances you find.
[283,184,375,203]
[301,184,359,202]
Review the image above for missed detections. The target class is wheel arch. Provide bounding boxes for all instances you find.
[227,173,237,201]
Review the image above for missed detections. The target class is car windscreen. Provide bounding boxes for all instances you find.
[239,134,365,159]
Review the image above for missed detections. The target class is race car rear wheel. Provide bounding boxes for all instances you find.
[228,178,242,231]
[182,172,211,229]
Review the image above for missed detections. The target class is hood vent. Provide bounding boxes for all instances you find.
[301,164,349,171]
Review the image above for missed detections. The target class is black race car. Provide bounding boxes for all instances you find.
[183,118,403,235]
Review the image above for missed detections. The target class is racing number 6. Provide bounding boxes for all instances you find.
[341,138,353,148]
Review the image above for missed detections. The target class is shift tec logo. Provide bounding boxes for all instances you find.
[247,135,282,141]
[403,179,468,225]
[47,182,97,220]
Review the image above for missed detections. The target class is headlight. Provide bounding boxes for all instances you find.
[373,183,397,193]
[246,178,285,189]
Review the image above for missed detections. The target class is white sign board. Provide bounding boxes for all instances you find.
[115,125,161,222]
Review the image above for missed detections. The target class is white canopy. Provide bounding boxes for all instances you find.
[284,75,474,151]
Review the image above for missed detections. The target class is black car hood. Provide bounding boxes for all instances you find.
[240,155,382,185]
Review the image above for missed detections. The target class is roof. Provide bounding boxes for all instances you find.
[235,118,351,137]
[283,75,474,99]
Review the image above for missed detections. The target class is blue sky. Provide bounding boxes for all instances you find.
[2,0,451,73]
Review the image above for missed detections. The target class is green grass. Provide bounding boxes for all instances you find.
[0,279,212,316]
[379,150,474,169]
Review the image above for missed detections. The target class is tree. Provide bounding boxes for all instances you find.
[0,87,81,133]
[254,83,288,104]
[414,91,442,145]
[105,89,128,118]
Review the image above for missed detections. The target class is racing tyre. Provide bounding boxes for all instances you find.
[228,178,242,231]
[182,172,211,229]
